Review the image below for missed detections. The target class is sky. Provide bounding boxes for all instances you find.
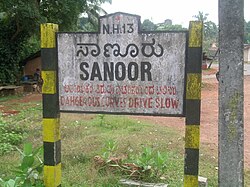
[102,0,250,27]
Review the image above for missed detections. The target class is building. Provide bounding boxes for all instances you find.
[20,51,41,80]
[19,51,41,92]
[244,44,250,63]
[208,43,250,64]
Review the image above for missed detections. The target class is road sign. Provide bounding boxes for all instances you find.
[57,12,187,116]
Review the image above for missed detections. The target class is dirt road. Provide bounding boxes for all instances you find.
[136,72,250,169]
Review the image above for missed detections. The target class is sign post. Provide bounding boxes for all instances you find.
[184,22,203,187]
[41,23,61,187]
[218,0,244,186]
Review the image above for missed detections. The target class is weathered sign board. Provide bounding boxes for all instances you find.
[42,13,202,187]
[57,12,187,116]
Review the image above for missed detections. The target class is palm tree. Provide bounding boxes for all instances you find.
[80,0,112,31]
[193,11,209,23]
[193,11,217,39]
[193,11,218,52]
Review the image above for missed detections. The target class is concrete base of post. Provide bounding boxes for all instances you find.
[119,176,207,187]
[119,179,168,187]
[198,176,208,187]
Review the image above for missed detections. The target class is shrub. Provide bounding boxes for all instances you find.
[0,143,44,187]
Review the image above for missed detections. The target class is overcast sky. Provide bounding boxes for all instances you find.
[102,0,250,27]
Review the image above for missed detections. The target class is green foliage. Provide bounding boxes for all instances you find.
[0,116,26,155]
[0,143,44,187]
[39,0,111,31]
[78,17,98,31]
[156,24,186,31]
[0,81,228,186]
[0,0,111,85]
[193,11,218,53]
[98,140,168,183]
[131,147,168,182]
[0,1,41,85]
[245,20,250,44]
[141,18,186,32]
[98,114,106,126]
[0,19,26,85]
[141,19,157,31]
[102,139,118,160]
[19,36,40,66]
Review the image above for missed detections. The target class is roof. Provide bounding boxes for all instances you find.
[244,44,250,50]
[19,50,41,66]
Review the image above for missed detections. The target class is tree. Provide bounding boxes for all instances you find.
[156,19,186,31]
[39,0,111,31]
[156,23,186,31]
[193,11,218,54]
[141,19,157,31]
[244,20,250,44]
[0,0,111,85]
[193,11,209,23]
[0,1,39,84]
[141,18,186,32]
[193,11,218,40]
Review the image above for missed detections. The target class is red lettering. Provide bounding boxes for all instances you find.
[145,86,154,95]
[128,97,153,108]
[156,86,177,95]
[129,98,134,107]
[155,97,179,109]
[148,98,153,108]
[171,98,179,108]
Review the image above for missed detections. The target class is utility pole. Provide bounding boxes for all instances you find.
[218,0,244,186]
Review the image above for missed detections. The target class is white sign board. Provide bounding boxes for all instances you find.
[57,12,187,116]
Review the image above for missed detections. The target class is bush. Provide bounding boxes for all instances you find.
[95,140,169,183]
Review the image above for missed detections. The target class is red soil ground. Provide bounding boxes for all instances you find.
[136,70,250,170]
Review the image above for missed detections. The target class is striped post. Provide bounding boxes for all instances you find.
[184,21,203,187]
[41,23,61,187]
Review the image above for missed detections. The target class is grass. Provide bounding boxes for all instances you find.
[0,94,22,102]
[0,94,249,186]
[60,114,185,186]
[59,114,223,186]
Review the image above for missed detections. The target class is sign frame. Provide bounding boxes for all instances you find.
[56,12,188,117]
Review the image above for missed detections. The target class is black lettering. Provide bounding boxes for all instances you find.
[128,62,138,81]
[113,24,119,34]
[104,62,114,81]
[115,62,126,81]
[90,62,102,81]
[127,23,134,33]
[80,62,89,80]
[103,24,110,34]
[122,24,126,33]
[141,61,152,81]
